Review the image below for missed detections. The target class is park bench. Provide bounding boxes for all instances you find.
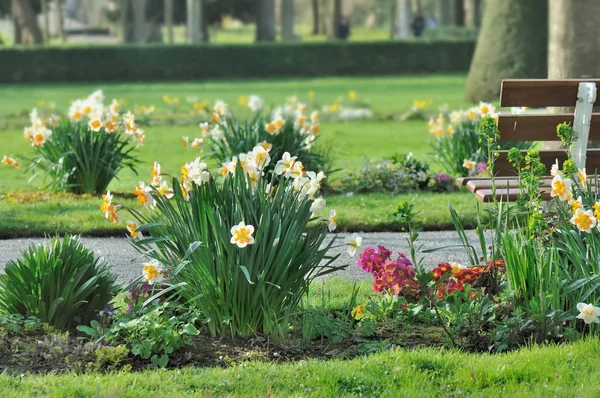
[456,79,600,202]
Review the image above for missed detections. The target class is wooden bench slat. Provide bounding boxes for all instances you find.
[500,79,600,107]
[466,178,552,193]
[497,113,600,142]
[494,149,600,176]
[475,188,553,203]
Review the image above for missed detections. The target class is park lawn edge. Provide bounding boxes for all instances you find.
[0,190,487,238]
[0,338,598,396]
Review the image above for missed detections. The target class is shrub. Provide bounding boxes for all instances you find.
[0,235,119,330]
[0,40,475,83]
[339,153,443,194]
[104,147,346,337]
[20,90,142,195]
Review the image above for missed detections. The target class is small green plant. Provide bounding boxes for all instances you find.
[0,235,118,330]
[78,302,199,368]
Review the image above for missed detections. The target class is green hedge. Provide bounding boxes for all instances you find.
[0,40,475,83]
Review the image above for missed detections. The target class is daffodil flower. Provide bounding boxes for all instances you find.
[182,136,189,148]
[346,233,362,256]
[571,208,597,233]
[150,161,162,186]
[576,302,600,324]
[328,209,337,232]
[2,155,19,168]
[126,220,142,239]
[142,259,165,284]
[550,174,573,201]
[310,197,326,215]
[230,221,255,248]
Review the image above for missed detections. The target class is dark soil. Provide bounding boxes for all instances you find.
[0,323,447,375]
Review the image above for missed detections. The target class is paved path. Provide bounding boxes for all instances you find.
[0,231,482,284]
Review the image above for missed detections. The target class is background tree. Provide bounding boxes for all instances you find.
[453,0,464,26]
[439,0,452,25]
[312,0,320,34]
[548,0,600,79]
[393,0,411,39]
[255,0,275,42]
[331,0,341,39]
[464,0,547,102]
[281,0,295,41]
[11,0,43,44]
[463,0,480,28]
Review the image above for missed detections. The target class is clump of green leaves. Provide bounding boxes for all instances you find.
[78,302,199,368]
[0,235,118,330]
[556,122,576,150]
[29,120,139,195]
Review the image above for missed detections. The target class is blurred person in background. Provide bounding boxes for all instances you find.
[337,16,350,40]
[411,12,425,37]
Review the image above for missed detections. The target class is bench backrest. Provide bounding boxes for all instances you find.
[494,79,600,175]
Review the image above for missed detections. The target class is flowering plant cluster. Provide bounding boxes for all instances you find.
[196,98,331,181]
[428,102,533,177]
[100,137,352,336]
[358,246,419,298]
[4,90,142,195]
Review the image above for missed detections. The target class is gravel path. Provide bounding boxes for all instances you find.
[0,231,482,284]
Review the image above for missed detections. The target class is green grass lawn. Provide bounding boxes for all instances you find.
[0,74,467,117]
[0,190,484,238]
[0,74,475,235]
[1,338,598,396]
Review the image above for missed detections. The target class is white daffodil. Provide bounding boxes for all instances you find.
[230,221,255,248]
[142,259,165,284]
[346,233,362,257]
[275,152,297,176]
[328,209,337,232]
[571,209,597,233]
[550,174,573,201]
[247,95,264,112]
[126,220,142,239]
[576,302,600,324]
[310,197,326,215]
[249,145,271,170]
[550,159,559,176]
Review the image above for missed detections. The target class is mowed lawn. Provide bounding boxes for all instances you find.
[0,75,479,236]
[1,74,468,192]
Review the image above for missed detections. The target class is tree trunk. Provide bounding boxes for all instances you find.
[281,0,295,41]
[132,0,147,43]
[439,0,452,25]
[549,0,600,149]
[312,0,320,34]
[464,0,548,102]
[331,0,341,39]
[11,0,43,45]
[187,0,202,43]
[319,0,331,37]
[121,0,135,43]
[454,0,464,26]
[548,0,600,79]
[165,0,174,43]
[256,0,275,42]
[463,0,476,27]
[41,0,49,43]
[54,0,66,42]
[394,0,412,39]
[389,0,397,38]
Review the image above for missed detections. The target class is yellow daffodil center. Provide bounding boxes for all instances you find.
[143,265,159,281]
[574,212,593,230]
[233,227,252,245]
[593,203,600,218]
[552,180,567,196]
